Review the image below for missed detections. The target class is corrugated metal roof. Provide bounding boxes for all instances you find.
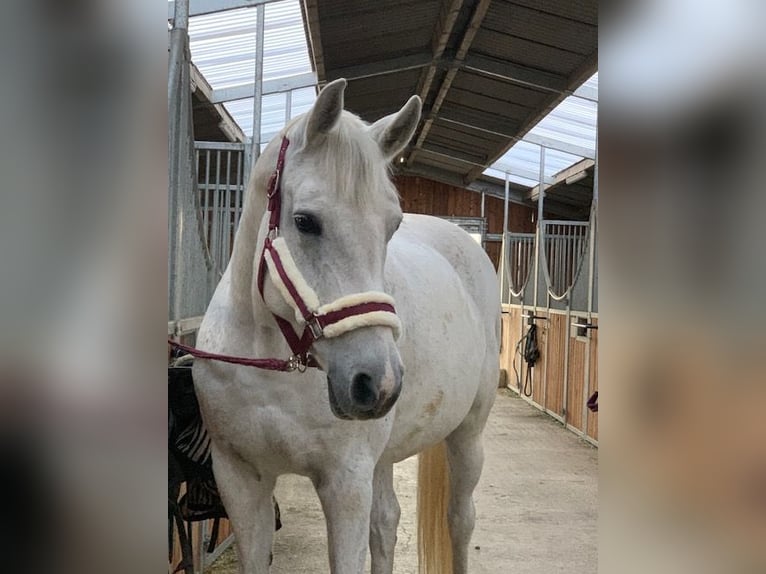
[485,73,598,187]
[184,0,317,141]
[178,0,597,193]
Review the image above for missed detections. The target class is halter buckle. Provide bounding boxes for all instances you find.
[307,316,324,340]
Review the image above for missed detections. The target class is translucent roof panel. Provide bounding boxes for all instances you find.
[185,0,317,139]
[484,73,598,187]
[486,141,584,187]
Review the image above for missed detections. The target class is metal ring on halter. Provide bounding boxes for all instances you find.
[285,355,309,373]
[285,355,300,372]
[268,227,279,241]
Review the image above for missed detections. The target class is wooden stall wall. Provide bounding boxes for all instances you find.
[500,306,598,444]
[393,176,535,269]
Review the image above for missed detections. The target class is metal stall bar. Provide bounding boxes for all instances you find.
[507,233,535,297]
[499,172,510,302]
[212,151,222,276]
[480,191,486,248]
[533,146,546,406]
[224,150,232,265]
[204,150,212,252]
[235,146,243,230]
[244,3,266,183]
[582,135,599,442]
[540,221,589,301]
[285,89,293,124]
[562,284,572,423]
[168,0,190,323]
[194,142,247,280]
[168,0,213,329]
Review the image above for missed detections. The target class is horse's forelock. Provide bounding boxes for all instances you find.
[288,111,398,206]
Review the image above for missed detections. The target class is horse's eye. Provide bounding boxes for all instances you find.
[294,213,322,235]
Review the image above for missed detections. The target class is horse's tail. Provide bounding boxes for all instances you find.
[417,441,453,574]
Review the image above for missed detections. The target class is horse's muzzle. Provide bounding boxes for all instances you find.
[326,359,403,421]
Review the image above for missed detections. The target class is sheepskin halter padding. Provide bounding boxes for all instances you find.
[256,136,402,366]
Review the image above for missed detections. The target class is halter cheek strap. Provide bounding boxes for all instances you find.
[169,136,402,372]
[256,136,401,369]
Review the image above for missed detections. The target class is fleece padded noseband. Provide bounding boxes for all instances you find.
[256,136,401,369]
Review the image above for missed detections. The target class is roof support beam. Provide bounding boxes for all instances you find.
[412,0,466,130]
[168,0,282,20]
[189,62,246,142]
[324,53,434,83]
[438,113,595,159]
[210,72,317,103]
[467,179,527,205]
[438,109,519,139]
[303,0,327,81]
[420,142,487,166]
[527,158,594,200]
[462,54,569,93]
[407,0,492,167]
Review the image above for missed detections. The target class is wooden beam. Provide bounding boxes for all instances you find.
[324,53,434,83]
[462,53,569,93]
[407,0,492,166]
[190,62,245,142]
[420,142,488,165]
[412,0,466,139]
[528,158,594,201]
[302,0,326,82]
[438,109,520,139]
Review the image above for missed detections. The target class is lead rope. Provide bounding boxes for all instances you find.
[512,324,539,397]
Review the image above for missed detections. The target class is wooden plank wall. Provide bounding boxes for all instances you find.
[500,306,598,443]
[394,176,535,269]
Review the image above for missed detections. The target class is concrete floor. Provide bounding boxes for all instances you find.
[208,389,598,573]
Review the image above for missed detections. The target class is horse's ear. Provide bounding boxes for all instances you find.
[368,95,422,161]
[305,79,347,144]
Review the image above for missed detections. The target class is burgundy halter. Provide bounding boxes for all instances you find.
[169,136,400,372]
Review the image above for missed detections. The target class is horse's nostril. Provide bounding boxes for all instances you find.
[350,372,379,409]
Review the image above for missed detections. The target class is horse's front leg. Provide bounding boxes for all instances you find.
[370,462,400,574]
[211,445,276,573]
[314,462,375,574]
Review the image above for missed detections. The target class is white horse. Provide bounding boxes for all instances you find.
[193,79,500,574]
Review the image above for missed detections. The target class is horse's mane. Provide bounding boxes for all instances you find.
[286,110,399,207]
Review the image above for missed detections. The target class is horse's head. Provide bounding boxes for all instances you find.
[257,79,421,420]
